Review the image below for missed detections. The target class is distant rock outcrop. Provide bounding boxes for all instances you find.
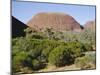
[84,20,95,31]
[27,12,83,32]
[12,16,28,38]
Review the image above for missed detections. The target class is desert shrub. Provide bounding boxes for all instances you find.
[12,37,24,54]
[75,54,96,70]
[53,31,80,42]
[44,28,55,39]
[12,51,28,72]
[79,29,95,46]
[25,28,48,39]
[57,29,96,47]
[85,51,96,64]
[83,43,93,51]
[28,44,43,59]
[12,37,33,52]
[12,38,19,45]
[48,42,85,67]
[32,59,46,70]
[25,55,41,68]
[12,46,20,57]
[48,45,68,67]
[66,42,85,57]
[41,46,52,62]
[32,59,41,70]
[20,67,33,74]
[12,27,95,73]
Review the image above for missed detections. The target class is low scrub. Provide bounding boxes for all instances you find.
[12,28,95,73]
[75,54,96,70]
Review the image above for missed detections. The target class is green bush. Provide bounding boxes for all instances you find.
[83,43,93,51]
[79,29,95,46]
[48,46,67,67]
[12,51,28,72]
[12,28,95,73]
[32,59,41,70]
[48,42,85,67]
[32,59,46,70]
[41,46,52,62]
[28,45,43,59]
[75,54,96,70]
[66,42,84,57]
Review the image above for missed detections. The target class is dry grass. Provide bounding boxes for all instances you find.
[38,64,80,72]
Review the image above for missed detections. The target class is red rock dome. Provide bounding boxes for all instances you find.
[27,12,82,32]
[84,20,95,31]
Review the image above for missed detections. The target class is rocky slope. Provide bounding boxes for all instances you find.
[84,20,95,31]
[27,12,83,32]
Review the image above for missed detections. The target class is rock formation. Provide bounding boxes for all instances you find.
[27,12,82,32]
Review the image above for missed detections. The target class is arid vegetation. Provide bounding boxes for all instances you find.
[12,27,96,74]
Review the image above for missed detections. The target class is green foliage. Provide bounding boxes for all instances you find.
[48,42,83,67]
[12,51,28,72]
[48,46,67,67]
[44,28,55,39]
[12,27,96,73]
[41,46,52,62]
[32,59,41,70]
[66,42,83,57]
[79,29,95,46]
[83,43,93,51]
[75,53,96,69]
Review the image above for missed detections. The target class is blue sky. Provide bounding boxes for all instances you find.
[12,1,96,25]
